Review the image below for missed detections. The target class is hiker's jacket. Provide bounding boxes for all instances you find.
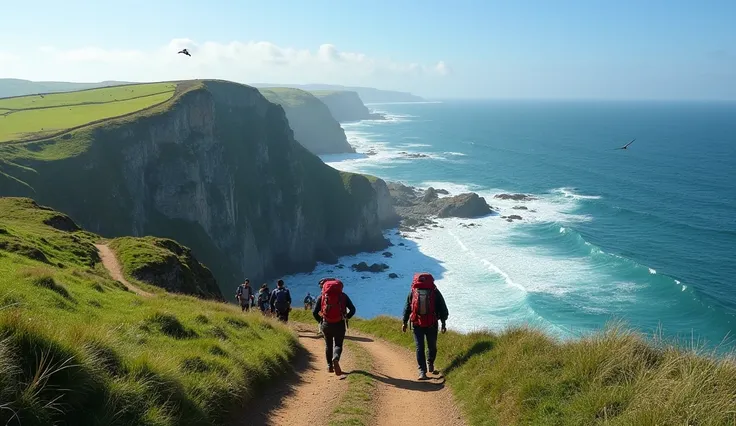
[237,284,253,299]
[312,294,357,323]
[402,288,449,326]
[269,287,292,310]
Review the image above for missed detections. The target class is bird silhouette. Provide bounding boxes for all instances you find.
[178,49,191,57]
[615,138,636,150]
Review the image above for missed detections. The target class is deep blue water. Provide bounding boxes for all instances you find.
[287,100,736,351]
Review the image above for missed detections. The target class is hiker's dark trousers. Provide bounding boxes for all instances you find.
[322,320,346,366]
[412,324,438,373]
[275,309,289,322]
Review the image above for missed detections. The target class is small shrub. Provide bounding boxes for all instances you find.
[32,275,72,300]
[146,313,197,339]
[208,345,228,357]
[194,314,209,324]
[224,316,247,328]
[210,326,228,341]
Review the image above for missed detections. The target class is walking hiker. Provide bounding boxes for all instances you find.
[313,278,356,375]
[304,292,314,310]
[270,280,292,322]
[257,283,270,315]
[402,272,449,380]
[235,279,254,312]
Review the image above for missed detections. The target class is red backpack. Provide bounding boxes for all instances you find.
[321,279,346,324]
[409,273,437,327]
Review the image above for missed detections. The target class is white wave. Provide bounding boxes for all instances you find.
[649,268,657,274]
[398,143,431,148]
[418,181,482,195]
[552,187,602,200]
[560,227,566,233]
[444,151,467,156]
[364,101,443,105]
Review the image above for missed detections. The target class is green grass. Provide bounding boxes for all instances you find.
[109,236,222,299]
[258,87,315,107]
[0,197,298,425]
[328,341,375,426]
[310,90,343,97]
[0,83,176,143]
[0,83,175,110]
[289,309,736,426]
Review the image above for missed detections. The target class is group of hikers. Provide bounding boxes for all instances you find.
[235,272,449,380]
[235,278,293,322]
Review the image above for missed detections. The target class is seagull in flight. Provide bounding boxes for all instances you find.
[615,138,636,150]
[178,48,191,57]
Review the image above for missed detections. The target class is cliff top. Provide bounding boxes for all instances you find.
[258,86,320,107]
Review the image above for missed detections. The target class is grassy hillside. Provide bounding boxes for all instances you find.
[289,308,736,426]
[109,236,222,299]
[0,83,177,143]
[258,87,316,107]
[0,79,131,99]
[0,197,297,425]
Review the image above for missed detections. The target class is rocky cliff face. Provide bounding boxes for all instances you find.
[312,91,385,123]
[258,88,355,155]
[369,177,401,228]
[0,80,389,294]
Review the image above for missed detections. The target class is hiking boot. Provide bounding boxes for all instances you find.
[428,362,436,374]
[328,364,334,373]
[418,370,428,380]
[333,359,342,376]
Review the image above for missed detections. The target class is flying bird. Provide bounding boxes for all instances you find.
[614,138,636,150]
[178,49,191,57]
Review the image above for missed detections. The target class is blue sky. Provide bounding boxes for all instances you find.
[2,0,735,99]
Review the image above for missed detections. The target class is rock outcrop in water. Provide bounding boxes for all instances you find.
[386,183,494,231]
[0,80,389,294]
[494,193,538,201]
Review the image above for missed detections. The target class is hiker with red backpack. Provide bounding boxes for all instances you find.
[313,278,356,376]
[402,272,449,380]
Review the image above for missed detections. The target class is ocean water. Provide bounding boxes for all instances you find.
[282,100,736,351]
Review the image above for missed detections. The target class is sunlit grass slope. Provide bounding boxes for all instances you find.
[0,197,297,425]
[0,83,176,143]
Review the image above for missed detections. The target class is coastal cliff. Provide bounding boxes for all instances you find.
[311,90,385,122]
[258,87,355,155]
[0,80,388,294]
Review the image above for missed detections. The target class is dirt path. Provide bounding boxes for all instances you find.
[247,323,466,426]
[359,332,466,426]
[94,243,152,297]
[245,323,355,426]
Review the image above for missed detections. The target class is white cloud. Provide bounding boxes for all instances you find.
[0,39,449,91]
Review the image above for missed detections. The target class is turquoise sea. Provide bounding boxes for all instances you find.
[284,100,736,351]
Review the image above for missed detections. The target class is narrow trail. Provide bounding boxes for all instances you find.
[245,323,356,426]
[94,243,153,297]
[247,322,467,426]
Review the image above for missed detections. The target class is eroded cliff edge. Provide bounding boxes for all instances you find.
[0,80,389,294]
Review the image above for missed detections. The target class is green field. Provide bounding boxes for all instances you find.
[309,90,342,97]
[0,197,296,425]
[258,87,316,107]
[0,83,176,143]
